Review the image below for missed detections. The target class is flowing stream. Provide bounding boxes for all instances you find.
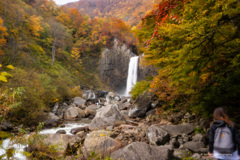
[0,121,88,159]
[125,56,139,96]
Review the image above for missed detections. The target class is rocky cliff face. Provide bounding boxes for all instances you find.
[138,54,158,81]
[99,39,135,92]
[99,39,157,92]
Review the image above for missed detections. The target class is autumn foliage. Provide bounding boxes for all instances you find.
[136,0,240,115]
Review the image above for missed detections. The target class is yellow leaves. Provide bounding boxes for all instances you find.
[0,64,14,83]
[200,73,212,84]
[0,75,7,82]
[6,65,14,70]
[71,48,80,59]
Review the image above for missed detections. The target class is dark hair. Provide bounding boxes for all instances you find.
[213,107,233,127]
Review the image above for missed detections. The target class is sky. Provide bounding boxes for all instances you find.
[53,0,79,5]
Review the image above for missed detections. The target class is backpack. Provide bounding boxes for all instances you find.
[213,124,235,154]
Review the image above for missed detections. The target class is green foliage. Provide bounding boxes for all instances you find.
[130,80,150,100]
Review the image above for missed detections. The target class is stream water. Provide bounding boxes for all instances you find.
[0,120,90,159]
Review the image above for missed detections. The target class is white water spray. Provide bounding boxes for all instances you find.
[125,56,139,96]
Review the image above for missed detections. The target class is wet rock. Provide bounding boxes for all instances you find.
[111,142,173,160]
[56,130,66,134]
[70,126,89,134]
[89,104,125,130]
[147,125,170,145]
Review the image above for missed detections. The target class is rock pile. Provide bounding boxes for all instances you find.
[32,91,213,160]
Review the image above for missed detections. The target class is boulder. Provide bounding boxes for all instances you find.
[64,106,85,120]
[70,126,89,134]
[56,130,66,134]
[27,133,82,157]
[159,124,194,136]
[89,104,125,130]
[147,125,170,145]
[43,112,60,127]
[128,90,154,118]
[192,133,205,142]
[111,142,173,160]
[86,104,100,111]
[182,141,205,152]
[82,130,122,158]
[173,149,191,159]
[96,90,109,98]
[82,90,96,101]
[52,102,59,114]
[73,97,86,107]
[84,108,96,117]
[106,92,121,105]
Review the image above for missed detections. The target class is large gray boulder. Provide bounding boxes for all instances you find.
[182,141,205,152]
[73,97,86,107]
[128,90,154,118]
[89,104,125,130]
[64,106,85,120]
[111,142,173,160]
[43,112,60,127]
[147,125,170,145]
[105,92,121,105]
[82,130,122,158]
[159,124,194,136]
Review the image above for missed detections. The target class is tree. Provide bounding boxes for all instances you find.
[48,19,70,66]
[137,0,240,111]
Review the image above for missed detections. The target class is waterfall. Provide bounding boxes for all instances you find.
[125,56,139,96]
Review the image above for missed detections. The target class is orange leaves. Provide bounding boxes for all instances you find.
[26,15,43,37]
[0,17,8,55]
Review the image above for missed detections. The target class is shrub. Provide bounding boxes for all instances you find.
[130,80,150,100]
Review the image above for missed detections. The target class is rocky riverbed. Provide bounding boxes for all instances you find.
[0,90,217,160]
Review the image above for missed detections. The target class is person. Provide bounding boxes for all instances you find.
[208,107,240,160]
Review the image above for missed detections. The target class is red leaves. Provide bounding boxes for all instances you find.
[141,0,184,45]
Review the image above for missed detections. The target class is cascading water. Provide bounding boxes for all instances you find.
[125,56,139,96]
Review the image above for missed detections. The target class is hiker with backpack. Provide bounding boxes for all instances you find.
[208,107,240,160]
